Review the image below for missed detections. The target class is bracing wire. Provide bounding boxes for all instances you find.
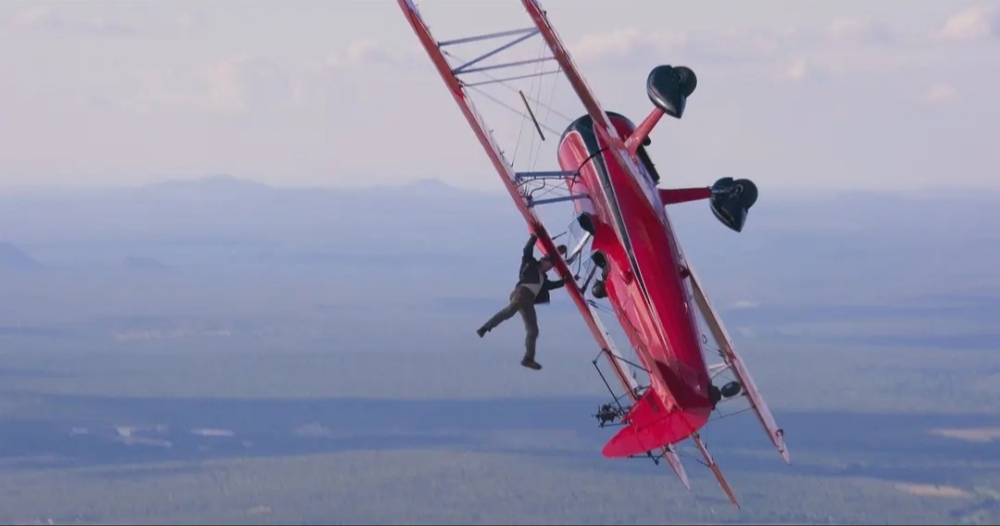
[441,48,575,128]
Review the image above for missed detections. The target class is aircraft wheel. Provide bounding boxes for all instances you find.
[592,279,607,299]
[721,381,742,398]
[708,383,722,408]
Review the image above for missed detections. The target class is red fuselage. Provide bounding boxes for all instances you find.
[558,112,712,444]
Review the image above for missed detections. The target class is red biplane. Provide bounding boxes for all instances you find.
[398,0,790,508]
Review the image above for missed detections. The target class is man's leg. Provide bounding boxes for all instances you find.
[519,302,541,370]
[477,287,527,337]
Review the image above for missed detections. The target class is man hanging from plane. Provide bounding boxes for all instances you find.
[477,234,567,371]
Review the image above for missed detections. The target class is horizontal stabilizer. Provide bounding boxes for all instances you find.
[602,390,709,458]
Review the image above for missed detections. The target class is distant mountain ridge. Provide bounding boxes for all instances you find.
[123,256,167,270]
[2,173,997,201]
[0,174,995,304]
[0,242,43,271]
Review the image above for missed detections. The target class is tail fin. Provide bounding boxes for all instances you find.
[602,390,709,458]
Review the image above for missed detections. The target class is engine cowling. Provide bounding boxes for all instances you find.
[710,177,758,233]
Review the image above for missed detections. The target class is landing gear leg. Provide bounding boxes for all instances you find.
[577,212,596,236]
[708,381,742,410]
[592,279,607,299]
[708,383,722,409]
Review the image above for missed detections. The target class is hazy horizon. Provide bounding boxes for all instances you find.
[4,172,1000,197]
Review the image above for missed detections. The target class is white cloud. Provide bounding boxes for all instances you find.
[935,4,999,42]
[569,26,789,69]
[177,11,200,32]
[920,84,959,105]
[123,55,297,115]
[347,38,417,66]
[570,28,687,65]
[0,5,206,40]
[111,11,994,122]
[318,38,424,70]
[825,16,894,43]
[566,11,999,86]
[205,55,293,113]
[782,57,810,82]
[0,6,136,37]
[119,37,418,116]
[566,18,903,76]
[688,28,785,63]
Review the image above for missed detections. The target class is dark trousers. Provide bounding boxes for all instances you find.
[481,285,538,360]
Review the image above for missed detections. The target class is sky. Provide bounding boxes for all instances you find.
[0,0,997,192]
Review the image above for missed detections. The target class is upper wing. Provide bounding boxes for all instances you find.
[398,0,691,489]
[397,0,619,377]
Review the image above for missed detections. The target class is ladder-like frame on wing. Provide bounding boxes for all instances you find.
[398,0,789,509]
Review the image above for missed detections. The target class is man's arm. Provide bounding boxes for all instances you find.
[522,234,538,262]
[543,277,567,291]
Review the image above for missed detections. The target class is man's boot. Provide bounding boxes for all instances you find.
[521,355,542,370]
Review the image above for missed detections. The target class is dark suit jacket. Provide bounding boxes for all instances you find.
[517,234,565,304]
